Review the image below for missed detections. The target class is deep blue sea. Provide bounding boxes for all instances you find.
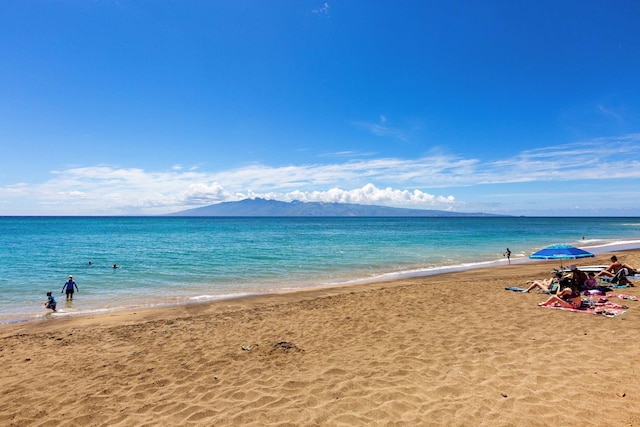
[2,216,640,324]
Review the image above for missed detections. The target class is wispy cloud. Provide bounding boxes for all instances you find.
[354,116,408,141]
[597,104,624,123]
[312,2,330,16]
[2,134,640,215]
[317,150,378,159]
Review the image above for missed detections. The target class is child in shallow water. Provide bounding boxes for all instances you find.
[44,291,57,312]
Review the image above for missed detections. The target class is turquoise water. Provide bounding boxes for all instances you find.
[1,216,640,324]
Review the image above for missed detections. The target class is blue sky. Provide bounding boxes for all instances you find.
[1,1,640,216]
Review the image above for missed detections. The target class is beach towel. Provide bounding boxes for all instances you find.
[539,300,628,317]
[505,286,552,294]
[608,293,639,301]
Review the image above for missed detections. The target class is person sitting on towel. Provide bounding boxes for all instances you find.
[597,255,627,278]
[538,277,582,308]
[596,255,636,286]
[568,265,589,291]
[583,272,597,290]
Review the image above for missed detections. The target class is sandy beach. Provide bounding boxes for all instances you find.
[1,250,639,426]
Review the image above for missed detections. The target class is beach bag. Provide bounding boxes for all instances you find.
[611,269,627,285]
[612,269,635,286]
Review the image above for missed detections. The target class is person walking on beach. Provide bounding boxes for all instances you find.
[44,291,57,312]
[504,248,511,264]
[61,275,78,300]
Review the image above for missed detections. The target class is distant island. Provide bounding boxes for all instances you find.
[168,198,504,217]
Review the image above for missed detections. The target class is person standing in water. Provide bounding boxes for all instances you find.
[504,248,512,264]
[61,275,78,300]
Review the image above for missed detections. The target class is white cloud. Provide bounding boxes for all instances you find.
[2,134,640,215]
[275,184,454,206]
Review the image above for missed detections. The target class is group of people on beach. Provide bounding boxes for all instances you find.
[524,255,637,309]
[43,275,78,313]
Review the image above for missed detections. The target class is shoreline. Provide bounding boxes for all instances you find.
[1,246,639,338]
[4,240,640,328]
[4,215,640,326]
[2,249,640,425]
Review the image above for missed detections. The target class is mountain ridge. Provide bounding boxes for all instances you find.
[167,198,504,217]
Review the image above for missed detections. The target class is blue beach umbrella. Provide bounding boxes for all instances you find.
[529,244,594,268]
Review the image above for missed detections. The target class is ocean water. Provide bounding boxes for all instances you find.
[1,216,640,324]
